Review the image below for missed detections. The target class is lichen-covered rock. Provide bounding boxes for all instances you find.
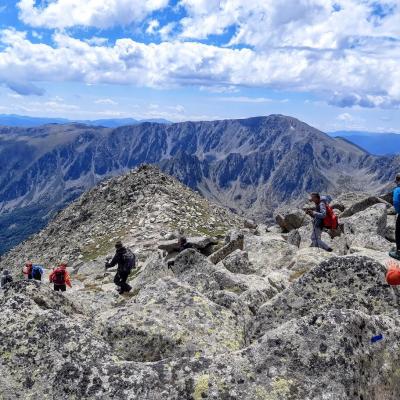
[275,208,307,232]
[340,195,390,218]
[253,256,400,336]
[287,229,301,247]
[95,277,246,361]
[219,249,254,274]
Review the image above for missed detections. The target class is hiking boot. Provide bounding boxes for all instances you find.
[327,248,333,252]
[389,250,400,261]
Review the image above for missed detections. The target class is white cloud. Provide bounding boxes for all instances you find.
[95,98,118,105]
[17,0,169,29]
[337,113,353,122]
[217,96,273,103]
[85,37,109,46]
[199,85,239,93]
[146,19,160,35]
[2,0,400,112]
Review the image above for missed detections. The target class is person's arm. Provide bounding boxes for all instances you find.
[313,202,327,219]
[65,271,72,288]
[394,189,400,214]
[107,253,119,269]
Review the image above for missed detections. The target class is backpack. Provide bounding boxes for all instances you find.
[121,249,136,274]
[2,275,12,286]
[322,201,339,230]
[32,265,42,280]
[53,269,66,285]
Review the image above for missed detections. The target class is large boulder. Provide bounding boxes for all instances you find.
[95,277,245,361]
[275,208,307,232]
[253,255,400,335]
[342,203,388,237]
[331,192,371,212]
[208,231,244,264]
[341,195,390,218]
[218,250,255,275]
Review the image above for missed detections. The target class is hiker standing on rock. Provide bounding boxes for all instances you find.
[390,174,400,260]
[49,263,72,292]
[306,192,333,252]
[105,241,135,294]
[1,270,13,288]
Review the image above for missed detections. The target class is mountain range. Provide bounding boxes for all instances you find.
[331,131,400,155]
[1,114,399,255]
[0,114,171,128]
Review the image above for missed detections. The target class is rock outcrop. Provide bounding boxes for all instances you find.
[1,166,400,399]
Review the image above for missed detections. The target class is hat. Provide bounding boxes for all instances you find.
[115,241,123,249]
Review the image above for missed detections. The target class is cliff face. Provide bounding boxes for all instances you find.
[0,115,390,253]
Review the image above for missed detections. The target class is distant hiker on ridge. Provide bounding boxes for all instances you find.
[105,241,135,294]
[1,270,13,288]
[305,192,334,252]
[389,174,400,260]
[49,263,72,292]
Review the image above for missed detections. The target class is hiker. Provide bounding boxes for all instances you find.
[49,263,72,292]
[305,192,333,252]
[105,241,135,294]
[1,270,13,288]
[390,174,400,260]
[31,264,44,281]
[23,262,32,280]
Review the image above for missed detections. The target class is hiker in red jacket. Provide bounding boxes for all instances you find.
[49,263,72,292]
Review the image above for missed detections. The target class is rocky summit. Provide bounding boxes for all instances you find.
[1,166,400,399]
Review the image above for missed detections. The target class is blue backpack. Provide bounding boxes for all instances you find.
[32,265,43,280]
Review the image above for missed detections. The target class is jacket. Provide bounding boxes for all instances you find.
[107,247,135,272]
[394,186,400,214]
[49,266,72,288]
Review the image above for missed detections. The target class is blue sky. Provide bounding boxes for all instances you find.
[0,0,399,132]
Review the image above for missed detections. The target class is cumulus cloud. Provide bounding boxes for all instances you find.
[1,0,400,109]
[17,0,169,29]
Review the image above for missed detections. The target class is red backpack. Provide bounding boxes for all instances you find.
[322,202,338,230]
[53,269,66,285]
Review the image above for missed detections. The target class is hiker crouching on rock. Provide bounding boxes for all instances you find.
[305,192,333,252]
[105,241,135,294]
[49,263,72,292]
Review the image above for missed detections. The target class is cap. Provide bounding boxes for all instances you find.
[115,241,123,249]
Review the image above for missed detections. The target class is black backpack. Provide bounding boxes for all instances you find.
[121,249,135,274]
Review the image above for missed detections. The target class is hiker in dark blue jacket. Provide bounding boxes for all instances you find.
[390,174,400,259]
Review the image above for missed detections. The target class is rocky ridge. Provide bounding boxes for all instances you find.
[1,167,400,399]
